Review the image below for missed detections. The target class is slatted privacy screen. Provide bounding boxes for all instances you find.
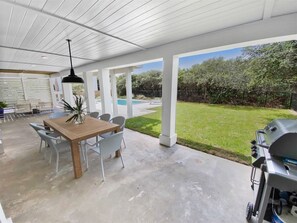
[0,78,25,106]
[0,77,52,107]
[23,78,52,103]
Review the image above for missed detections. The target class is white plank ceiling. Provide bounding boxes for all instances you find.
[0,0,296,73]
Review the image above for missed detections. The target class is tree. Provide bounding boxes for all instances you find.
[117,70,162,97]
[243,40,297,91]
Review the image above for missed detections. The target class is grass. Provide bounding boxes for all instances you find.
[126,102,296,164]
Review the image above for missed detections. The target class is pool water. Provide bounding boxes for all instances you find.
[117,99,143,105]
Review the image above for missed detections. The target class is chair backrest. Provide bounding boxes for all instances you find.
[29,123,45,132]
[49,112,68,119]
[89,111,99,119]
[110,116,126,131]
[37,130,58,151]
[99,113,111,122]
[99,132,123,156]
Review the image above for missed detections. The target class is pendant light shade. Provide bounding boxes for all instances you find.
[62,39,84,84]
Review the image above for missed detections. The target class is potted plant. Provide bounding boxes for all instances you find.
[61,95,86,124]
[0,101,7,118]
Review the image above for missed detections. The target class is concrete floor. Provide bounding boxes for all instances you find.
[0,114,253,223]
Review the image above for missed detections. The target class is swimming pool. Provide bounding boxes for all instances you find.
[117,99,143,105]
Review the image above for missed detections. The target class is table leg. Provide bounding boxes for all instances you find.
[70,140,83,179]
[116,150,121,157]
[43,121,50,131]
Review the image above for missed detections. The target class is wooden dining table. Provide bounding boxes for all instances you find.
[43,116,120,179]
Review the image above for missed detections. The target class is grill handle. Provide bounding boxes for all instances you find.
[257,144,269,149]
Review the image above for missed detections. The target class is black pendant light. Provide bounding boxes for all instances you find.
[62,39,84,83]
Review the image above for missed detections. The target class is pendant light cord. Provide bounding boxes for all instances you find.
[66,39,74,69]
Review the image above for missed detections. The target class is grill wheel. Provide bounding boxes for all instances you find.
[246,202,254,221]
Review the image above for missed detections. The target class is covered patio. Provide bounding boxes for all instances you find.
[0,114,251,222]
[1,0,297,222]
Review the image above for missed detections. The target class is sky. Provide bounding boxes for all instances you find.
[132,47,243,74]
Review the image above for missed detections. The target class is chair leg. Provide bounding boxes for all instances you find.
[122,138,126,149]
[49,149,53,164]
[85,148,89,170]
[55,151,59,173]
[100,155,105,181]
[81,142,86,161]
[43,146,48,160]
[120,154,125,168]
[39,139,43,152]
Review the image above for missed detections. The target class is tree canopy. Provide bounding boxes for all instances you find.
[116,40,297,107]
[243,41,297,91]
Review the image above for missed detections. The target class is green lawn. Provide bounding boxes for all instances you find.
[126,102,296,164]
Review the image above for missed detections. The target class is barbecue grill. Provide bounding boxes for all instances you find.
[246,119,297,223]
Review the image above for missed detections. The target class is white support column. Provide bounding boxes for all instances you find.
[21,77,27,100]
[126,71,133,118]
[110,71,118,116]
[83,72,96,113]
[159,55,179,147]
[62,82,74,106]
[98,69,112,114]
[49,78,57,107]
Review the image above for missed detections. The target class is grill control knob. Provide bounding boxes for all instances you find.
[251,140,256,145]
[251,145,257,151]
[251,150,258,158]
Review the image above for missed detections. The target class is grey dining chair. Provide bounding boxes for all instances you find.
[29,123,60,153]
[100,116,126,149]
[37,130,71,173]
[49,111,68,119]
[81,112,100,149]
[84,132,125,181]
[99,113,111,122]
[89,111,99,119]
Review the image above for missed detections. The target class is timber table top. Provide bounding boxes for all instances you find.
[43,116,119,142]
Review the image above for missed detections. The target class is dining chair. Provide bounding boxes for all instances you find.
[84,132,125,181]
[29,123,60,153]
[99,113,111,122]
[37,130,71,173]
[100,116,126,149]
[89,111,99,119]
[81,111,100,149]
[49,111,68,119]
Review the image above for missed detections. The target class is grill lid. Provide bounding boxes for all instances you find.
[263,119,297,160]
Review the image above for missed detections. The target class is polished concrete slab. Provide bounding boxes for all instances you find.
[0,114,252,223]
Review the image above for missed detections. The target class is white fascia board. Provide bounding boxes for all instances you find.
[53,12,297,78]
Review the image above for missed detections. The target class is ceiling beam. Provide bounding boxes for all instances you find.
[0,69,54,75]
[0,0,146,50]
[0,45,96,61]
[0,60,68,68]
[263,0,275,20]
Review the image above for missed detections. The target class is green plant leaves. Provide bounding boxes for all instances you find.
[60,95,86,123]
